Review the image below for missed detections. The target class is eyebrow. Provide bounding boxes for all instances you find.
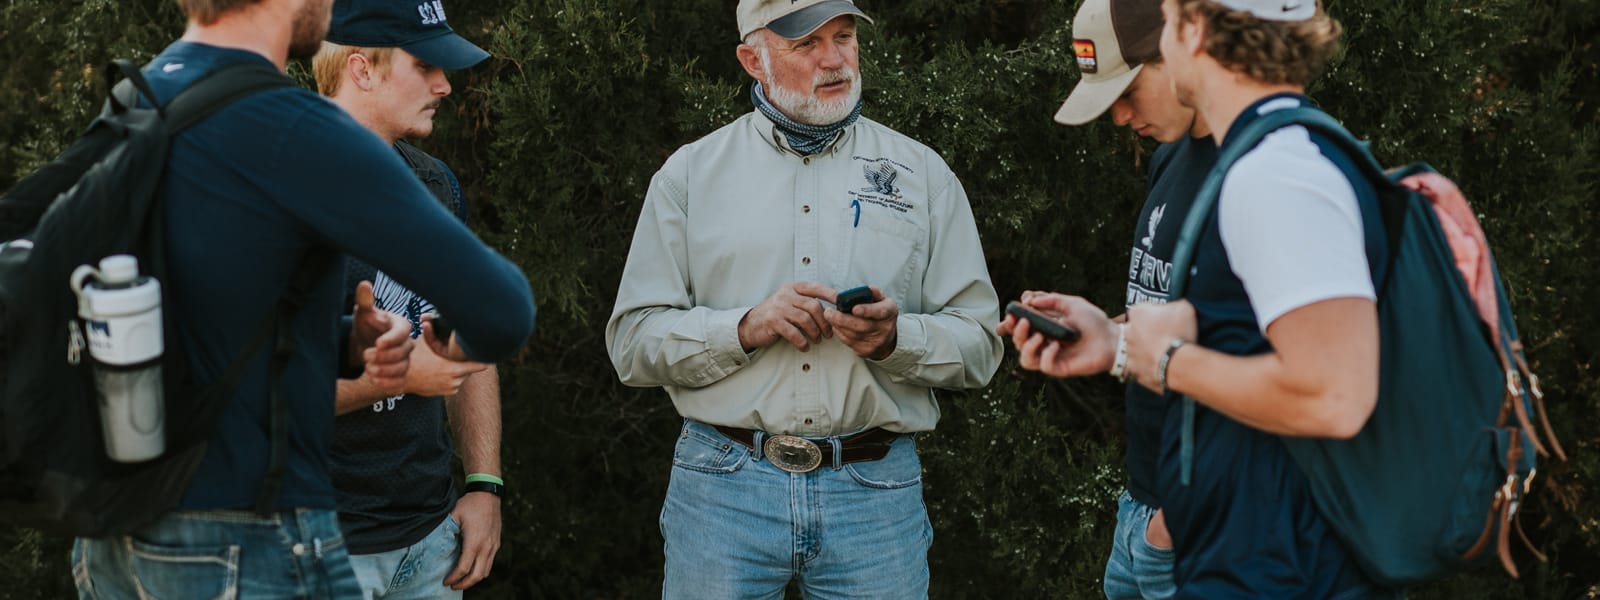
[787,26,856,48]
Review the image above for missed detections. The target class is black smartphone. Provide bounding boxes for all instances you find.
[836,286,874,315]
[429,311,454,342]
[1005,301,1080,342]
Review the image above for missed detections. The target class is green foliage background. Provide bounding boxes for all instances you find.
[2,0,1597,597]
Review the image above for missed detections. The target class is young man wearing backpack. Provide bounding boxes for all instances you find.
[68,0,535,596]
[1015,0,1404,596]
[999,0,1212,597]
[313,0,503,596]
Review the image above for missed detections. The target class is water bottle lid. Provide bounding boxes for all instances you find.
[99,255,140,284]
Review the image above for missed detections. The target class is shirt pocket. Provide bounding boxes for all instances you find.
[838,202,925,300]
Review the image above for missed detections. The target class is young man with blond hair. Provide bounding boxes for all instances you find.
[313,0,504,597]
[68,0,535,596]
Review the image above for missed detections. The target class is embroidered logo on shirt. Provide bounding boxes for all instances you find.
[862,161,899,196]
[1141,204,1165,249]
[418,0,447,25]
[850,156,916,213]
[1073,40,1098,74]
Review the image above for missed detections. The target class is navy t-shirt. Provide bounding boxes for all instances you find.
[333,145,467,554]
[1122,133,1216,508]
[143,42,534,511]
[1157,95,1392,598]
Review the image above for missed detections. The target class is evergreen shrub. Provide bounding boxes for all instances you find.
[0,0,1594,597]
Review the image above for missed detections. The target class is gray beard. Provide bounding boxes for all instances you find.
[758,47,862,125]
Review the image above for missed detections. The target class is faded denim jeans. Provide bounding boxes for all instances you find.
[1103,490,1177,600]
[347,514,463,600]
[661,419,933,600]
[72,508,361,599]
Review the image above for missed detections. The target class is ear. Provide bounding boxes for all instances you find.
[736,42,766,82]
[1178,13,1206,57]
[347,52,374,91]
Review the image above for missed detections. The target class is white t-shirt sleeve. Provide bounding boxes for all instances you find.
[1218,126,1376,333]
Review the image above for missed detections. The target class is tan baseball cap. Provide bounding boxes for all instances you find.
[1054,0,1163,125]
[737,0,874,41]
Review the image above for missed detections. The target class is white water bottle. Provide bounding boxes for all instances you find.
[70,255,165,462]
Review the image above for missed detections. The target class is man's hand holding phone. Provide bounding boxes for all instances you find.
[999,292,1119,378]
[824,285,898,360]
[1005,301,1080,342]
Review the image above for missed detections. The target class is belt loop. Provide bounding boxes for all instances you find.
[752,430,766,461]
[830,437,843,470]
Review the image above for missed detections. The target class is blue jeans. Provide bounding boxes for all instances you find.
[661,420,933,600]
[72,508,361,599]
[1104,491,1176,600]
[348,515,463,600]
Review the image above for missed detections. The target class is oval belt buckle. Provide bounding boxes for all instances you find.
[763,435,823,474]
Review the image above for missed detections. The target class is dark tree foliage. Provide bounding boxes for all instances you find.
[1,0,1596,598]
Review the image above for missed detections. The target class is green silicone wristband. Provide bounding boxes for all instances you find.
[465,473,503,486]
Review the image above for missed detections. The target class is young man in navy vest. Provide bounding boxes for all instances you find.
[314,0,504,597]
[1000,0,1212,597]
[68,0,535,597]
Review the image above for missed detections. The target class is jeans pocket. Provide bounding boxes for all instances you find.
[671,427,749,474]
[843,437,922,489]
[127,538,240,600]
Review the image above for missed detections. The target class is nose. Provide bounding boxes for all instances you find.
[1111,98,1133,127]
[817,39,846,70]
[432,70,452,97]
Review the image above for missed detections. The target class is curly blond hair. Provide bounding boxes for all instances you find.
[1176,0,1342,85]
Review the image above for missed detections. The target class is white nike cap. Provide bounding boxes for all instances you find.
[1212,0,1316,22]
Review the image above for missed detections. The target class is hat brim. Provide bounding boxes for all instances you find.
[1053,64,1142,126]
[403,30,490,70]
[768,1,875,39]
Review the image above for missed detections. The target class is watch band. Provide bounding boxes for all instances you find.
[463,480,504,497]
[1158,338,1186,395]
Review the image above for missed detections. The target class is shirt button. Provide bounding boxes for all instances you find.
[802,205,811,213]
[291,543,307,556]
[804,418,814,425]
[801,257,811,265]
[803,157,811,165]
[802,363,811,372]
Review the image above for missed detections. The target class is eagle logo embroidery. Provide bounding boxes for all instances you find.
[1141,204,1165,249]
[862,161,899,195]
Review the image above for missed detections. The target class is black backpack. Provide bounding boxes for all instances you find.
[0,60,328,536]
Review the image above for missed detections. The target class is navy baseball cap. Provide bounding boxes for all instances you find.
[326,0,489,70]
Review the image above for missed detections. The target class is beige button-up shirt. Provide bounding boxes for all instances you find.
[606,111,1001,436]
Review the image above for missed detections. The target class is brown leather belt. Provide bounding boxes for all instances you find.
[714,425,900,473]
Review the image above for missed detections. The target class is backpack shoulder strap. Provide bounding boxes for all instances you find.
[161,61,297,135]
[106,59,295,136]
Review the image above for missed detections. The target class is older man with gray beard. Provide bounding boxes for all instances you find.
[606,1,1001,598]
